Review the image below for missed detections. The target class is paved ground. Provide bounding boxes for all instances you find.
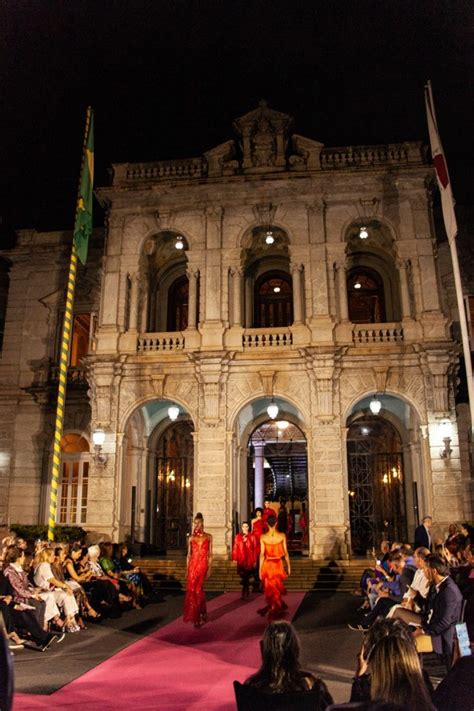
[11,590,443,705]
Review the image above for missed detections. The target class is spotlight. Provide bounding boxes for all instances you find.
[168,405,179,421]
[267,400,279,419]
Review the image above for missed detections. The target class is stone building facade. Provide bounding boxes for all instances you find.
[0,102,472,558]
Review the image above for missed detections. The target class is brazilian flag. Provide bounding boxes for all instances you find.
[73,110,94,265]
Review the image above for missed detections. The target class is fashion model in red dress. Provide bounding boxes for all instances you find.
[259,515,290,621]
[183,515,212,627]
[232,522,258,597]
[263,500,278,524]
[251,508,268,546]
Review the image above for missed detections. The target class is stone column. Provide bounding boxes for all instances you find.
[292,264,303,324]
[128,273,139,331]
[231,267,242,327]
[397,259,412,319]
[335,262,349,321]
[253,441,265,509]
[244,275,253,328]
[187,269,198,328]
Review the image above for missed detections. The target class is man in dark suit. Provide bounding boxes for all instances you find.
[412,554,463,666]
[414,515,433,551]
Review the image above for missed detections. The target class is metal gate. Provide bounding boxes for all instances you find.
[348,438,407,554]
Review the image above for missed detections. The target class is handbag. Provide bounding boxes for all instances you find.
[415,634,433,653]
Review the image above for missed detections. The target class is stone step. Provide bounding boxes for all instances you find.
[136,557,370,593]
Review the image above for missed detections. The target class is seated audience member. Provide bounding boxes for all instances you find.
[86,545,123,616]
[62,544,101,621]
[244,620,333,704]
[354,541,392,599]
[99,542,138,607]
[445,523,461,557]
[459,522,474,550]
[34,547,80,632]
[2,546,55,629]
[349,552,416,630]
[411,554,463,667]
[387,547,430,623]
[352,627,435,710]
[350,618,434,705]
[114,543,153,599]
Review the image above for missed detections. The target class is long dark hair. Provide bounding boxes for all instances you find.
[245,621,332,703]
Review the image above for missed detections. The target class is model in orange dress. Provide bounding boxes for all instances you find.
[258,514,291,621]
[183,513,213,627]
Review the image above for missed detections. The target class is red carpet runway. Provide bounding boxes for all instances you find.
[14,592,305,710]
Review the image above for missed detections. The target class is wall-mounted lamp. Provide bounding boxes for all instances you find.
[168,405,180,421]
[267,399,279,419]
[439,420,453,459]
[92,429,108,465]
[369,395,382,415]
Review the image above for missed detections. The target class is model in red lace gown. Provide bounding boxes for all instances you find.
[232,522,258,597]
[183,515,213,627]
[259,515,291,621]
[251,508,268,546]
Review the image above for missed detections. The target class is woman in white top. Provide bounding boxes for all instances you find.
[34,547,80,632]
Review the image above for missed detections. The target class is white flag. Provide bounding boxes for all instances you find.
[424,81,458,244]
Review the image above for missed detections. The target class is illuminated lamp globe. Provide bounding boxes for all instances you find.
[354,280,362,290]
[359,226,369,240]
[273,286,281,293]
[168,405,180,421]
[92,429,106,447]
[267,401,279,419]
[175,235,184,250]
[265,230,275,245]
[369,396,382,415]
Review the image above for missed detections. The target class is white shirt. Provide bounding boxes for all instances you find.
[404,567,430,600]
[34,562,55,591]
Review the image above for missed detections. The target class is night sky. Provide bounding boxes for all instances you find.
[1,0,473,235]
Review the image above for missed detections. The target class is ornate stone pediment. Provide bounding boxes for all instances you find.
[233,100,291,173]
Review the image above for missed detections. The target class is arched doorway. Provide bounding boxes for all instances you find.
[154,419,194,550]
[120,399,194,549]
[167,275,189,331]
[347,267,386,323]
[347,416,407,554]
[247,418,308,551]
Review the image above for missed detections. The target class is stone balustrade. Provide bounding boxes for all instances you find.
[138,332,185,352]
[124,158,206,182]
[321,142,425,170]
[242,328,293,348]
[352,324,404,344]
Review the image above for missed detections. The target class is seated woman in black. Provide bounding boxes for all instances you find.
[244,621,332,705]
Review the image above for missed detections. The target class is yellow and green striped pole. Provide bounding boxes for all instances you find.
[47,107,93,541]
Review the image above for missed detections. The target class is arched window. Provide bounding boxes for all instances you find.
[347,267,386,323]
[167,275,189,331]
[254,271,293,327]
[58,433,90,525]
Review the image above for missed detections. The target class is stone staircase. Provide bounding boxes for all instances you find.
[135,556,371,593]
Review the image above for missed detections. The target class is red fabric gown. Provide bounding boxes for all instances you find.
[183,536,210,625]
[232,532,258,572]
[252,518,268,546]
[260,539,288,619]
[262,506,277,523]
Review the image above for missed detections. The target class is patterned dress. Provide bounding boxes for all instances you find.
[183,536,210,625]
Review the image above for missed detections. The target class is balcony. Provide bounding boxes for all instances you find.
[242,328,293,348]
[352,323,404,344]
[138,332,185,352]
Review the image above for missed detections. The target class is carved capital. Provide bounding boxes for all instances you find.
[206,205,224,220]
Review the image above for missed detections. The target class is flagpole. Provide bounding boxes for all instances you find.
[425,82,474,436]
[47,106,93,542]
